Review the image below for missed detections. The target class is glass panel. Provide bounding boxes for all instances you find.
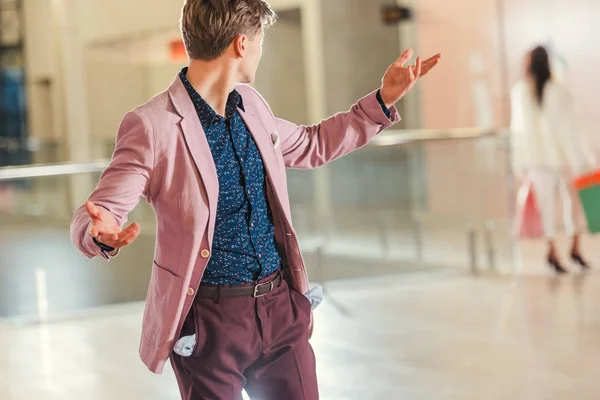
[294,133,514,278]
[0,132,514,320]
[0,172,156,322]
[412,135,514,271]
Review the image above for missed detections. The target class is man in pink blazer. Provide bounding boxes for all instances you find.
[70,1,440,398]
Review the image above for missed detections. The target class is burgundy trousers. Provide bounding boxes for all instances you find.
[170,272,319,400]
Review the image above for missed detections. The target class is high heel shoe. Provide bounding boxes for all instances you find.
[547,256,568,274]
[571,252,590,270]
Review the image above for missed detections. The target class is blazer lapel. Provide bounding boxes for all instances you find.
[238,106,282,186]
[168,76,219,240]
[179,117,219,209]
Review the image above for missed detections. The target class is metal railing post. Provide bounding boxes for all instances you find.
[412,218,423,261]
[468,225,478,274]
[377,211,393,258]
[484,221,496,270]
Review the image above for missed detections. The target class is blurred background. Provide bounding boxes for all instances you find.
[1,0,600,399]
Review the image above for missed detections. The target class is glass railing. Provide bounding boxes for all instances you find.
[287,128,514,278]
[0,128,514,320]
[0,160,155,226]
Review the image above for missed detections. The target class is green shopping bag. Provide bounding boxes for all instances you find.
[574,171,600,233]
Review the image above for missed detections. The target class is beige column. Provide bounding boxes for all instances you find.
[396,0,421,129]
[23,0,57,162]
[300,0,333,238]
[51,0,93,210]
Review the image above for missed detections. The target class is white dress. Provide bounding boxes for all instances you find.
[510,80,596,238]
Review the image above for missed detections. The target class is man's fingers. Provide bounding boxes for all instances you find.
[413,54,442,78]
[417,54,441,69]
[95,222,140,249]
[123,222,140,234]
[420,55,442,77]
[113,222,141,248]
[419,55,440,69]
[89,221,112,239]
[414,56,422,79]
[97,232,119,244]
[398,52,440,81]
[423,53,442,64]
[85,201,100,220]
[395,48,414,67]
[121,232,138,247]
[89,224,99,238]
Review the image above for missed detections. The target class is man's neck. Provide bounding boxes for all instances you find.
[186,59,238,116]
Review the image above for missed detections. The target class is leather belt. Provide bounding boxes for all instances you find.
[196,271,282,300]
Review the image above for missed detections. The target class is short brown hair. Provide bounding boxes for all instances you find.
[180,0,277,61]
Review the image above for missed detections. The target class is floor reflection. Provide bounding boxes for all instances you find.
[0,221,435,322]
[2,271,600,399]
[0,221,154,321]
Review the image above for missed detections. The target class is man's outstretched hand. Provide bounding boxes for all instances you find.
[379,49,442,109]
[86,201,140,250]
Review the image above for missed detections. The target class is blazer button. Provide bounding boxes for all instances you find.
[201,249,210,258]
[187,287,195,296]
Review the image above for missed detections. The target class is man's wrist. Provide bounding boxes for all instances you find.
[93,237,116,254]
[378,88,395,109]
[376,89,392,119]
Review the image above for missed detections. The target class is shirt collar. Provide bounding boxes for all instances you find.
[179,67,245,130]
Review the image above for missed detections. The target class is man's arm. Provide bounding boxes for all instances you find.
[70,110,154,260]
[252,48,440,170]
[275,89,400,169]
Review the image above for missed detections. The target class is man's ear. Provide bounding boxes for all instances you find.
[233,34,247,58]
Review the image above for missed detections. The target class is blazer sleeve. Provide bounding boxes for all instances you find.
[253,89,400,169]
[70,110,154,260]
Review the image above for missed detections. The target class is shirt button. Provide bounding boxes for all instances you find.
[257,254,262,258]
[213,116,219,123]
[247,190,251,195]
[187,287,195,296]
[240,157,243,162]
[250,222,254,227]
[201,249,210,258]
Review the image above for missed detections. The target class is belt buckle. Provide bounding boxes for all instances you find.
[253,280,274,298]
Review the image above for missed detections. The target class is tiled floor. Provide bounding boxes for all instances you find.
[2,267,600,399]
[2,218,600,399]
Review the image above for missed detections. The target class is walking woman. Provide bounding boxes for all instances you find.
[511,45,596,273]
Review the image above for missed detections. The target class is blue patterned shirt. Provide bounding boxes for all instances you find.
[180,68,281,284]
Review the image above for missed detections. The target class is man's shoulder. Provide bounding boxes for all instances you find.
[235,84,273,117]
[235,83,259,99]
[124,90,180,129]
[132,90,173,118]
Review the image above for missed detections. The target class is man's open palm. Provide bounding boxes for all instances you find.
[379,48,442,108]
[86,201,140,250]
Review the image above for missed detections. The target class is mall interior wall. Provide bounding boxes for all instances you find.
[18,0,600,219]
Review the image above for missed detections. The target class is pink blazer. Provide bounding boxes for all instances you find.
[70,75,400,373]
